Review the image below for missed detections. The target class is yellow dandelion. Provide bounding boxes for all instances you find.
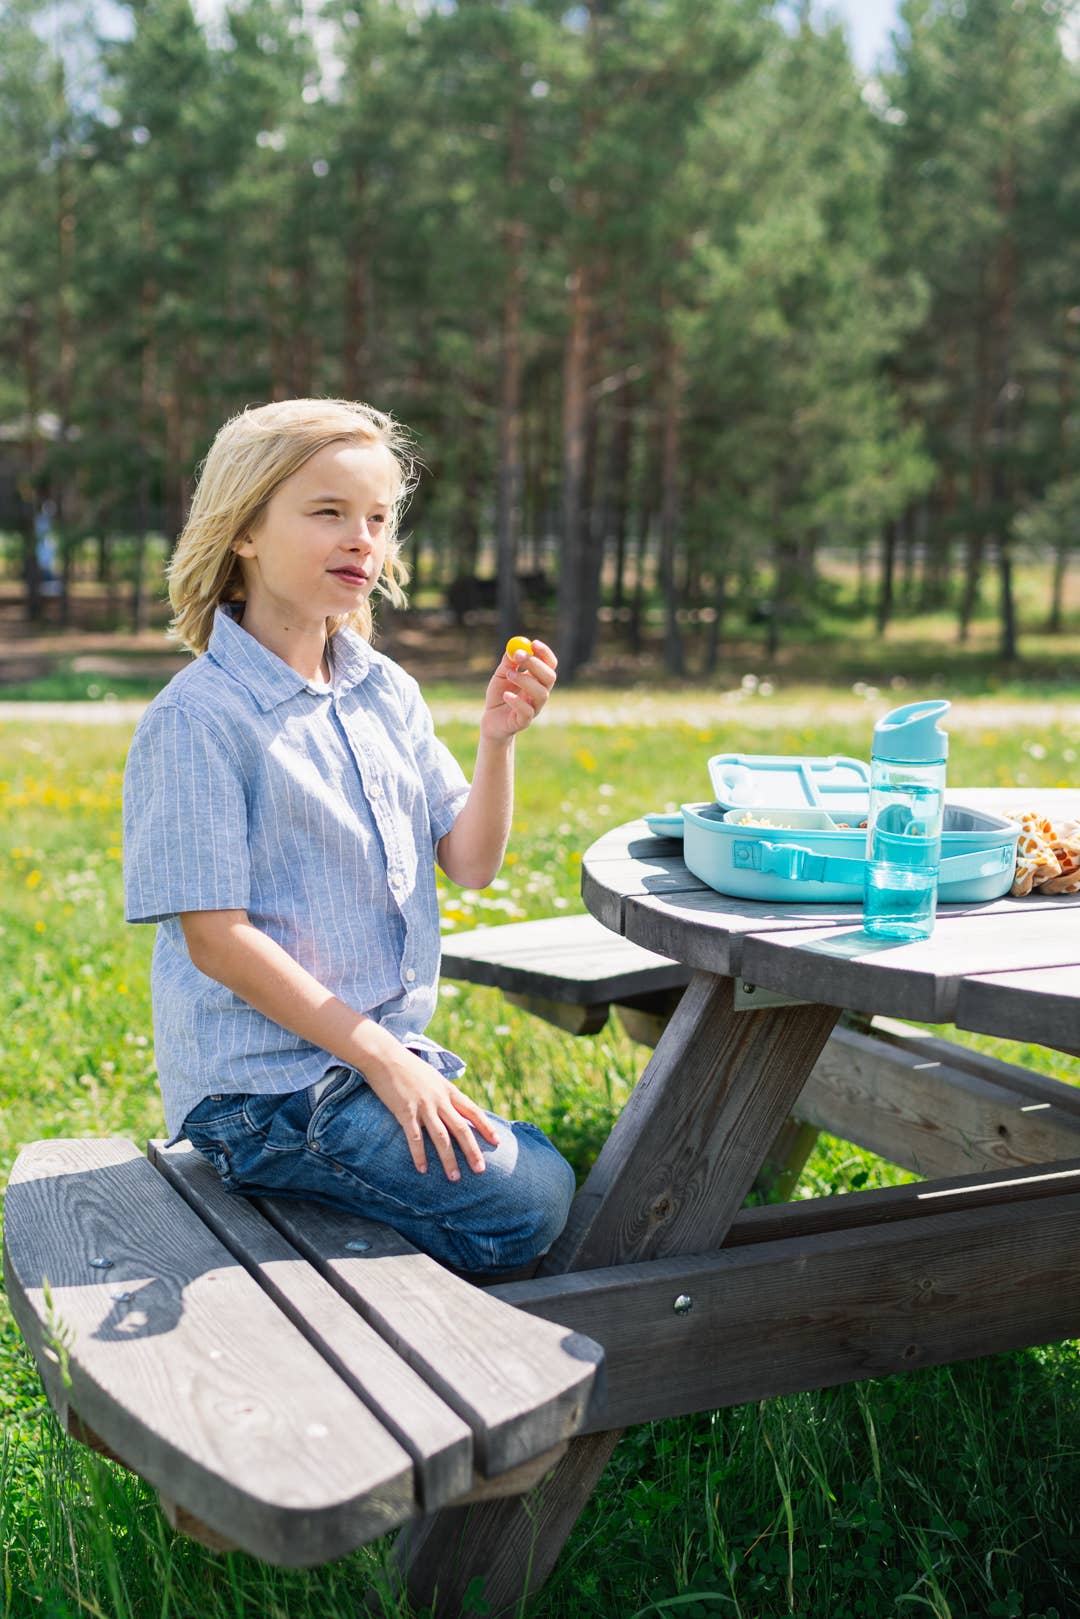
[34,920,45,932]
[25,870,42,890]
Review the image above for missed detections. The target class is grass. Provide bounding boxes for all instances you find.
[1,703,1079,1618]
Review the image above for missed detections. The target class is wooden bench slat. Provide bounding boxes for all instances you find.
[149,1140,474,1512]
[254,1196,604,1477]
[441,915,689,1005]
[492,1182,1080,1429]
[796,1023,1080,1179]
[2,1138,414,1565]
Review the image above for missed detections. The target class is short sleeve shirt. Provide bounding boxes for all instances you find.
[122,603,471,1141]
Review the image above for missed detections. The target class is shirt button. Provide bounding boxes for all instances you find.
[405,968,416,983]
[369,782,381,799]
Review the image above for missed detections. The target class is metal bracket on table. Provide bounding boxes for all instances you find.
[734,980,811,1011]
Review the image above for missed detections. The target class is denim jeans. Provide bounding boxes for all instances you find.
[181,1066,577,1275]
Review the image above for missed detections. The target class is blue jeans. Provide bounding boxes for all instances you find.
[181,1066,577,1275]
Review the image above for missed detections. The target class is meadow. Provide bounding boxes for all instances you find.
[2,697,1079,1619]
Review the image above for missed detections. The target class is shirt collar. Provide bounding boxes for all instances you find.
[208,602,374,712]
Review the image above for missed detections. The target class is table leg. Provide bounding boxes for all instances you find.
[389,973,839,1616]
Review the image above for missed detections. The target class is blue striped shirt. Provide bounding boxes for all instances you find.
[122,602,471,1142]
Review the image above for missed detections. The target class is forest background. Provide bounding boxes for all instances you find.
[2,0,1080,687]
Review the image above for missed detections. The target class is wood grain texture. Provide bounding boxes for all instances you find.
[720,1157,1080,1246]
[390,1428,621,1619]
[580,820,705,932]
[542,971,840,1272]
[739,905,1080,1026]
[440,915,688,1004]
[252,1196,603,1476]
[392,976,839,1614]
[491,1185,1080,1428]
[796,1024,1080,1178]
[956,965,1080,1053]
[2,1138,414,1565]
[867,1017,1080,1114]
[149,1139,474,1512]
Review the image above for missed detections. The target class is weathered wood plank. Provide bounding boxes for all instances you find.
[440,915,688,1005]
[2,1138,415,1565]
[393,979,840,1614]
[721,1158,1080,1247]
[738,905,1080,1026]
[867,1016,1080,1115]
[504,991,610,1035]
[149,1139,474,1512]
[543,971,840,1272]
[493,1183,1080,1429]
[794,1024,1080,1178]
[580,820,705,932]
[956,965,1080,1055]
[390,1429,621,1618]
[621,886,864,977]
[252,1197,603,1477]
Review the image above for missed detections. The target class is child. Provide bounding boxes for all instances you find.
[122,397,575,1275]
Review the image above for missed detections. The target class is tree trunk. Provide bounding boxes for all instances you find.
[557,263,592,682]
[19,298,44,624]
[342,165,369,399]
[1046,542,1068,634]
[992,152,1019,664]
[876,518,897,635]
[495,108,525,653]
[659,315,685,678]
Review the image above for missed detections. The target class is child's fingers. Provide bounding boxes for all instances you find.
[435,1100,487,1176]
[451,1087,500,1145]
[401,1115,428,1175]
[529,639,558,671]
[422,1106,466,1181]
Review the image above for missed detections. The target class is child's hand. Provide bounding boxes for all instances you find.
[363,1046,500,1179]
[481,638,558,741]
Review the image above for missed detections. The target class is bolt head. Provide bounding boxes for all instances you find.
[673,1293,693,1315]
[345,1238,372,1253]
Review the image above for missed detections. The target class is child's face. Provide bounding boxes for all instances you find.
[234,441,397,629]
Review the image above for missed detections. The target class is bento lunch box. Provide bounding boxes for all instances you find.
[645,753,1019,906]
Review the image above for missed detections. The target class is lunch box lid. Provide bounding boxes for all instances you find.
[708,753,871,817]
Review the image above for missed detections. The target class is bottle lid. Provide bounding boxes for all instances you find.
[872,699,950,763]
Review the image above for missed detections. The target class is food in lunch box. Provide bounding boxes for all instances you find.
[1006,809,1080,896]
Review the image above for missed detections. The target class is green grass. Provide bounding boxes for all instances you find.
[1,708,1079,1618]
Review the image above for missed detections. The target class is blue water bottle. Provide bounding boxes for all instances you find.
[863,700,950,941]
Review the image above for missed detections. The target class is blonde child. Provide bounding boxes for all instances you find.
[122,398,574,1274]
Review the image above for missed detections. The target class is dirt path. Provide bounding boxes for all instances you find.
[0,694,1075,729]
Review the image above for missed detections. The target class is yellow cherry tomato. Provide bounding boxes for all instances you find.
[505,635,534,660]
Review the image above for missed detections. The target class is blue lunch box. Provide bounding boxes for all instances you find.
[644,753,1018,905]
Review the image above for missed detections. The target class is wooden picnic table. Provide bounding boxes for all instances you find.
[8,787,1080,1616]
[391,786,1080,1615]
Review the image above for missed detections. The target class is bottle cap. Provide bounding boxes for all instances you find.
[872,699,950,763]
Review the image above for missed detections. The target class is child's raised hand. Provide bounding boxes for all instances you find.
[481,637,558,740]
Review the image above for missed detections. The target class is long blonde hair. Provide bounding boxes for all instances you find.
[167,398,418,655]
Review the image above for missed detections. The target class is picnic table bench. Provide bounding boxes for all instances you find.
[3,1135,603,1566]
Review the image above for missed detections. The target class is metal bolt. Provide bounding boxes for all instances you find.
[345,1238,372,1253]
[673,1294,693,1315]
[742,982,754,995]
[89,1256,113,1270]
[109,1288,135,1303]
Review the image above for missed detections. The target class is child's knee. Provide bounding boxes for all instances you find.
[481,1120,576,1269]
